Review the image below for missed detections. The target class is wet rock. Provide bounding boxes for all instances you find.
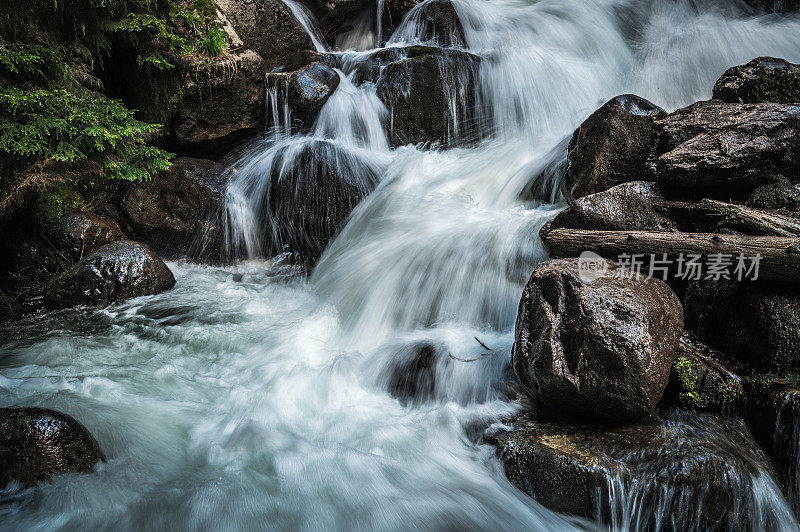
[386,342,439,404]
[375,47,482,147]
[0,408,103,488]
[746,0,800,14]
[684,280,800,374]
[266,62,340,130]
[258,139,382,259]
[747,174,800,210]
[47,212,124,261]
[215,0,314,66]
[653,101,800,192]
[512,258,683,423]
[174,50,267,152]
[563,94,666,202]
[744,378,800,513]
[300,0,372,35]
[0,289,20,325]
[487,412,789,527]
[714,57,800,104]
[43,240,176,310]
[542,182,677,241]
[119,158,228,259]
[392,0,465,48]
[663,333,743,412]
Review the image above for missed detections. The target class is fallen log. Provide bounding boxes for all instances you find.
[543,229,800,282]
[700,199,800,237]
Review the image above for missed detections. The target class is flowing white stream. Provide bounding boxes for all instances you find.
[3,0,800,530]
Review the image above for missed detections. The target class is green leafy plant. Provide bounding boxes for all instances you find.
[200,28,226,57]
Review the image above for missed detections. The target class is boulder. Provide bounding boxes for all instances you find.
[653,101,800,192]
[215,0,315,66]
[663,333,743,412]
[542,182,678,241]
[119,158,228,259]
[265,62,340,130]
[747,174,800,210]
[47,212,124,261]
[0,408,103,488]
[174,50,267,152]
[256,139,382,259]
[374,47,482,147]
[684,280,800,374]
[389,0,465,48]
[385,342,440,404]
[487,412,791,528]
[713,57,800,104]
[563,94,666,202]
[43,241,176,310]
[512,258,683,423]
[300,0,372,35]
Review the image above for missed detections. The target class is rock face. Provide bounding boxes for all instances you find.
[47,212,124,261]
[266,62,340,130]
[714,57,800,104]
[261,139,382,259]
[542,181,678,239]
[174,50,267,152]
[0,408,103,488]
[512,258,683,423]
[487,412,788,528]
[216,0,314,66]
[684,280,800,373]
[43,241,176,309]
[664,333,743,412]
[563,94,666,202]
[300,0,372,34]
[392,0,465,48]
[119,158,228,259]
[747,174,800,210]
[653,101,800,191]
[374,47,482,147]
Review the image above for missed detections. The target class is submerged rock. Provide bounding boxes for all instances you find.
[714,57,800,104]
[684,280,800,374]
[374,47,482,147]
[653,101,800,192]
[542,181,677,239]
[174,50,267,152]
[512,258,683,423]
[0,408,104,488]
[487,412,792,528]
[119,158,228,259]
[386,342,440,404]
[216,0,314,66]
[266,62,341,130]
[563,94,666,202]
[43,241,176,309]
[47,212,124,261]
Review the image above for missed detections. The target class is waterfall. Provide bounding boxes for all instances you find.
[5,0,800,529]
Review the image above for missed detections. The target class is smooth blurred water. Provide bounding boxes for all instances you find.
[3,0,800,530]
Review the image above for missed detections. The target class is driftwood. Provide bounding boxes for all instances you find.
[543,228,800,282]
[699,199,800,237]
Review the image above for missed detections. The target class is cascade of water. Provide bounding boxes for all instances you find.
[282,0,329,52]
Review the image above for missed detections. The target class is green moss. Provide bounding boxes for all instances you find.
[673,356,701,409]
[200,28,226,57]
[714,379,742,410]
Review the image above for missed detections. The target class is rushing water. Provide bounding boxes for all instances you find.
[4,0,800,530]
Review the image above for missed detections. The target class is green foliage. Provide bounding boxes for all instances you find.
[200,28,226,57]
[33,186,84,225]
[674,356,701,409]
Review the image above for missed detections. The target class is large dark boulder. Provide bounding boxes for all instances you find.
[47,212,124,261]
[684,280,800,374]
[714,57,800,104]
[563,94,666,202]
[216,0,315,66]
[747,174,800,210]
[389,0,465,48]
[1,408,103,488]
[266,62,340,130]
[653,101,800,192]
[174,50,267,152]
[43,241,176,309]
[487,412,791,527]
[119,158,228,259]
[512,258,683,423]
[374,47,482,147]
[247,139,382,260]
[542,181,678,240]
